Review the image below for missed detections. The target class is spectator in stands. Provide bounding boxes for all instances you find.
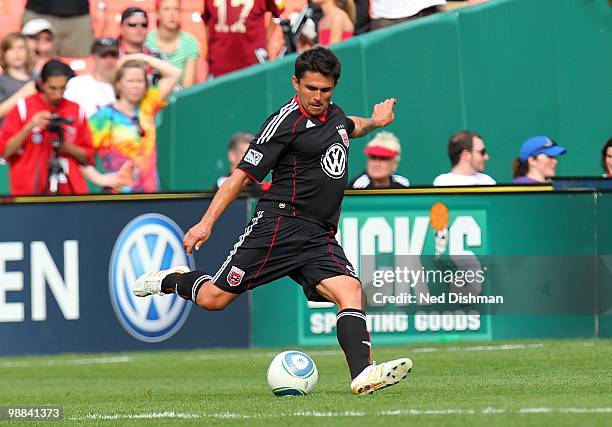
[64,38,118,118]
[202,0,283,78]
[512,136,567,184]
[21,0,94,57]
[21,19,56,77]
[370,0,446,31]
[119,7,165,86]
[88,55,181,193]
[0,60,93,195]
[602,138,612,178]
[214,131,269,195]
[312,0,355,46]
[349,131,410,189]
[290,12,318,52]
[433,130,496,186]
[145,0,201,89]
[353,0,371,35]
[0,33,37,125]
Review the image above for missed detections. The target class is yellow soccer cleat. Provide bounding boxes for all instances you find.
[350,358,412,395]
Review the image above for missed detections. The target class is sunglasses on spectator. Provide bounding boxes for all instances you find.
[127,21,148,28]
[132,116,146,137]
[368,155,394,161]
[470,148,487,156]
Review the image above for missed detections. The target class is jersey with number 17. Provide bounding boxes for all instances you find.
[203,0,283,77]
[237,96,356,230]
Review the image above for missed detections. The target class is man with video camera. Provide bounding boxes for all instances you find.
[0,59,94,195]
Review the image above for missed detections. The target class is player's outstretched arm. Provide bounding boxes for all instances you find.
[183,169,252,254]
[348,98,397,138]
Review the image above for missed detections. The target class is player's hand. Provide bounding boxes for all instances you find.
[183,221,212,255]
[371,98,397,128]
[28,111,51,131]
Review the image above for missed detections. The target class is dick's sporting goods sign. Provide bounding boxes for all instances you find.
[303,199,492,346]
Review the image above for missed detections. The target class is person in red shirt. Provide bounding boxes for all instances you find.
[0,59,94,195]
[202,0,283,78]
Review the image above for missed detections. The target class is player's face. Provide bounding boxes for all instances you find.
[468,137,489,173]
[40,75,68,107]
[118,68,147,104]
[367,155,397,181]
[605,147,612,176]
[292,71,336,117]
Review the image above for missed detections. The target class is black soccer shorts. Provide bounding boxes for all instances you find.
[212,206,360,302]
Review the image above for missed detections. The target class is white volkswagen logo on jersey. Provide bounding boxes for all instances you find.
[321,143,347,179]
[109,214,195,342]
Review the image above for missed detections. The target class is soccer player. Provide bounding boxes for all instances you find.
[133,46,412,395]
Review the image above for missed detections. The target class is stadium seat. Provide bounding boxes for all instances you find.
[180,11,205,42]
[100,0,156,14]
[0,0,27,41]
[180,0,203,14]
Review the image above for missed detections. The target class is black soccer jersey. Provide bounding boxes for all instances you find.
[237,96,355,229]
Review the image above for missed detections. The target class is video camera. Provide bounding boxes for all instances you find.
[47,114,74,148]
[255,5,314,64]
[47,114,74,133]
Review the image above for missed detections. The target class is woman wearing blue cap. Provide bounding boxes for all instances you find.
[512,136,567,184]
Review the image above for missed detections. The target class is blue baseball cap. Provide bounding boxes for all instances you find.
[519,136,567,161]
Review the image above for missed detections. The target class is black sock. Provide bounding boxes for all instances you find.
[161,271,211,302]
[336,308,371,379]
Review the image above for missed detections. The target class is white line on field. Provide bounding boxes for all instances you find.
[0,356,132,368]
[0,341,598,369]
[68,407,612,421]
[447,344,545,352]
[71,412,201,420]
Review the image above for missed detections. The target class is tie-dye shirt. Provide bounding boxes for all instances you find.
[89,87,166,193]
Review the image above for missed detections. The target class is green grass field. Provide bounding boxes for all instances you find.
[1,339,611,426]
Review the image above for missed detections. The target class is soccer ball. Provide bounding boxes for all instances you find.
[267,350,318,396]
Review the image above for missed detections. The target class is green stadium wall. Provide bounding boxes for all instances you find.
[156,0,611,192]
[251,189,612,347]
[0,0,609,194]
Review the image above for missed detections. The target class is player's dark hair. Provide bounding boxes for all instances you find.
[39,59,75,83]
[512,157,529,179]
[294,46,341,84]
[228,131,254,152]
[448,130,481,167]
[601,138,612,174]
